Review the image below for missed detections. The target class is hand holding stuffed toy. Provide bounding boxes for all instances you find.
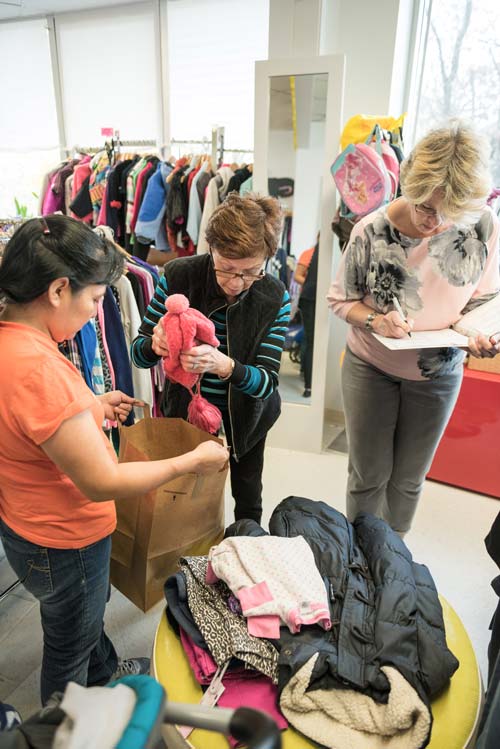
[161,294,223,434]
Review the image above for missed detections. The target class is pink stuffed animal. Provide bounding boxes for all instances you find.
[161,294,222,434]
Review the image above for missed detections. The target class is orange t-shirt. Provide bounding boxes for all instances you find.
[0,321,117,549]
[297,247,315,269]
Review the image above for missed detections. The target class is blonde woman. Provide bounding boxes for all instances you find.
[328,121,500,535]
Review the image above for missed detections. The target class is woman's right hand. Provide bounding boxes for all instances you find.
[371,311,414,338]
[189,441,229,474]
[151,321,169,357]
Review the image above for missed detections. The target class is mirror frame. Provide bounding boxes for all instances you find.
[253,54,345,453]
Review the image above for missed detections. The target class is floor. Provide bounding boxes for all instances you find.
[279,354,310,404]
[1,443,499,724]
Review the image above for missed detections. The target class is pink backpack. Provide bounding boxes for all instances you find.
[376,133,399,200]
[331,125,394,217]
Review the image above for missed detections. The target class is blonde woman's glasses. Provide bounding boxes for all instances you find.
[413,203,445,225]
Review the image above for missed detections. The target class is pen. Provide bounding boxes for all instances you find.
[392,295,412,338]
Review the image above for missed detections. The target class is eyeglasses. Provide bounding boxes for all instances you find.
[413,203,445,225]
[209,249,265,284]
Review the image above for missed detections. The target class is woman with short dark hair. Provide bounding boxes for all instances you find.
[0,214,228,704]
[132,192,291,524]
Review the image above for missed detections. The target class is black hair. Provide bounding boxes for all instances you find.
[0,214,125,305]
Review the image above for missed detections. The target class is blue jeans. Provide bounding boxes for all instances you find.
[0,519,118,704]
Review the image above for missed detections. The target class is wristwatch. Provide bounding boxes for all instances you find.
[364,312,377,331]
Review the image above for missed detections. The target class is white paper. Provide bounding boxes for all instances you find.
[372,295,500,350]
[454,294,500,338]
[372,329,469,350]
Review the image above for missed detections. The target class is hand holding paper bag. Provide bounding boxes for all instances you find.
[110,407,229,611]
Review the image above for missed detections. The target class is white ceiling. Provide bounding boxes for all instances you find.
[0,0,153,21]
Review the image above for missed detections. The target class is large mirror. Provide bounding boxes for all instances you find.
[267,73,327,405]
[254,55,345,453]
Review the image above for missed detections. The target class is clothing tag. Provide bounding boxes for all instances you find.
[177,662,229,739]
[199,677,226,706]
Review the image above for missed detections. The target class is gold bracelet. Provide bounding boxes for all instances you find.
[218,358,235,381]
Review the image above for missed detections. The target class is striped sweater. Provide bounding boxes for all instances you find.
[131,274,291,407]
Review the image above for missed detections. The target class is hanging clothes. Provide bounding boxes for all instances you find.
[227,166,252,195]
[113,274,154,409]
[74,320,98,391]
[102,288,134,400]
[239,174,253,196]
[197,165,235,254]
[135,162,173,250]
[186,160,212,246]
[104,158,137,241]
[40,143,251,257]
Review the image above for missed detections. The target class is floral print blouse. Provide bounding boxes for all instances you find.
[327,204,500,380]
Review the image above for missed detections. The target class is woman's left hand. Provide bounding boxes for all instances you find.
[467,334,500,359]
[98,391,145,422]
[180,345,231,377]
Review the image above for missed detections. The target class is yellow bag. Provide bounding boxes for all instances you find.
[340,113,406,150]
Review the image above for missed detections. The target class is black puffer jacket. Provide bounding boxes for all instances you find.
[226,496,458,707]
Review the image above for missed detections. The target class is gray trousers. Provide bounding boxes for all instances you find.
[341,347,463,533]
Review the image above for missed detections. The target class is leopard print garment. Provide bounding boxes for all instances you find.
[180,556,279,684]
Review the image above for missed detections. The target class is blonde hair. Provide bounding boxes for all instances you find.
[205,192,283,259]
[400,121,492,224]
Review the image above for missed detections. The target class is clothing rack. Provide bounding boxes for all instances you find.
[64,139,157,152]
[64,128,252,168]
[169,126,227,168]
[64,139,158,160]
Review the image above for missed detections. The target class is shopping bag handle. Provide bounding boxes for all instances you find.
[137,403,152,419]
[116,403,152,432]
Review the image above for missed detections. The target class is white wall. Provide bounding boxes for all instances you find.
[268,128,295,215]
[168,0,269,149]
[269,0,322,58]
[321,0,403,120]
[0,18,60,216]
[318,0,412,414]
[56,4,158,146]
[291,121,324,256]
[265,0,412,421]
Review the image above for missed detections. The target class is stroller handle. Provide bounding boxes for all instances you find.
[164,702,282,749]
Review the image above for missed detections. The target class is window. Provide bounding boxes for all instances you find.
[0,19,59,217]
[56,4,158,146]
[167,0,269,152]
[411,0,500,185]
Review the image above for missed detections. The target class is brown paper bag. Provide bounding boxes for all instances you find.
[110,407,227,611]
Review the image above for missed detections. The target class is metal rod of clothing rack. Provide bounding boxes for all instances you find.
[63,139,158,155]
[63,132,253,164]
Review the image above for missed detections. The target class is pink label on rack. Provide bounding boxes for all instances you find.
[101,127,114,136]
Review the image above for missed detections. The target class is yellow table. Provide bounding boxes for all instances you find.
[152,596,481,749]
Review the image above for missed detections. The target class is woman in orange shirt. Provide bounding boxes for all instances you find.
[0,215,228,705]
